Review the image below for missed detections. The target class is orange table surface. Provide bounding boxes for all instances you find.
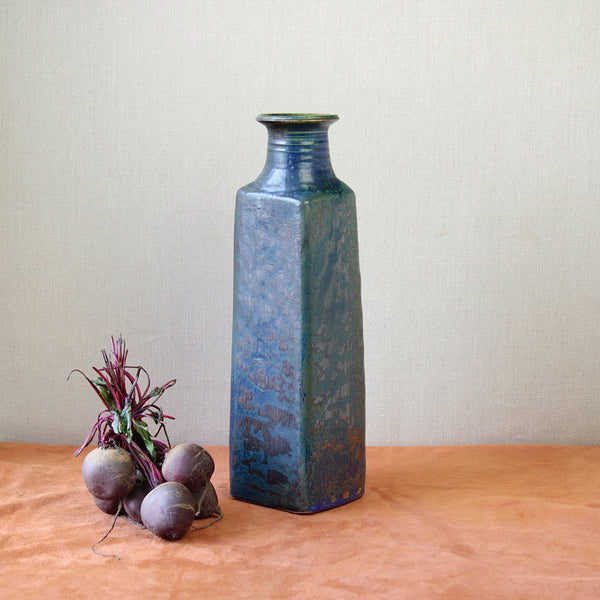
[2,442,599,599]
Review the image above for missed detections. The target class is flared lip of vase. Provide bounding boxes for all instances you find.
[257,113,339,124]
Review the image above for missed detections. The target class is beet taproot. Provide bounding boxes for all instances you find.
[140,481,195,540]
[93,495,122,515]
[123,482,150,523]
[82,446,136,501]
[191,481,219,519]
[161,443,215,492]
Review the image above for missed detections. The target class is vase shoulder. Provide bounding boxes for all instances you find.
[239,177,353,202]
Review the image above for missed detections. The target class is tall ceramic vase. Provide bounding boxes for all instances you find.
[230,114,365,513]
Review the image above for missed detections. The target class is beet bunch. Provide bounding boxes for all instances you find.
[71,337,220,543]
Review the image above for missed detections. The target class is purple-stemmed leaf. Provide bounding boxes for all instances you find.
[69,336,176,488]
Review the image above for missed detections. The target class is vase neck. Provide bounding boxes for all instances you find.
[255,114,339,191]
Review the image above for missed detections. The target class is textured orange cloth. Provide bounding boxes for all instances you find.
[1,443,599,599]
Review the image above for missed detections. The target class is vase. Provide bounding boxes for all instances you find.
[229,113,365,513]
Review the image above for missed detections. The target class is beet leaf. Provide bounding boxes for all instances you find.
[69,336,176,488]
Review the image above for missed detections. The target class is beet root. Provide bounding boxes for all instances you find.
[191,481,219,519]
[140,481,195,540]
[93,495,122,515]
[161,443,215,492]
[123,482,150,523]
[82,446,136,501]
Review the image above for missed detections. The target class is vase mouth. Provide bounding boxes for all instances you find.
[257,113,339,124]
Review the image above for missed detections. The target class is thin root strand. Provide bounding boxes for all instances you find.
[191,507,223,531]
[91,499,122,560]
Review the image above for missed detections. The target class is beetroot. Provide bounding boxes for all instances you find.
[161,443,215,492]
[93,495,122,515]
[82,446,136,500]
[140,482,195,540]
[191,481,219,518]
[123,482,150,523]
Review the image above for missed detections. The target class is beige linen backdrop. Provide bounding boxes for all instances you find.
[1,1,599,446]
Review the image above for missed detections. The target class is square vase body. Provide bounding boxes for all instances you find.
[230,179,365,513]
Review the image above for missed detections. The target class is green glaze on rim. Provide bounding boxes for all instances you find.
[257,113,339,123]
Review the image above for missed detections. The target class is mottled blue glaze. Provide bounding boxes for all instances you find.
[230,114,365,513]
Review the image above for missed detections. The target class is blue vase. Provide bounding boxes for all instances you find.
[229,114,365,513]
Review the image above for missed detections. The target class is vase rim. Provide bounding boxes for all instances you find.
[257,113,339,124]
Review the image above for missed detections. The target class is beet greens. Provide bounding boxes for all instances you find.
[69,336,176,488]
